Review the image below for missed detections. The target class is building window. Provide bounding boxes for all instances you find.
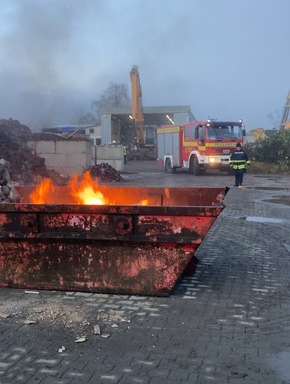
[90,128,94,134]
[95,138,101,145]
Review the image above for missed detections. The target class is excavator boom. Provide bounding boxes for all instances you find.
[130,65,144,143]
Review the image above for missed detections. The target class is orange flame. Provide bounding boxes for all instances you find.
[68,171,108,205]
[30,178,54,204]
[30,171,151,206]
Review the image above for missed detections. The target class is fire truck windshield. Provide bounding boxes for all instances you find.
[207,125,243,140]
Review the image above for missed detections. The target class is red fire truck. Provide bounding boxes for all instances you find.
[157,120,246,175]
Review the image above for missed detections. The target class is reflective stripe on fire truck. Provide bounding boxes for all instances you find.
[157,126,180,134]
[183,141,238,148]
[183,141,206,151]
[205,142,238,147]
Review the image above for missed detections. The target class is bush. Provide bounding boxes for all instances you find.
[248,161,290,175]
[246,130,290,167]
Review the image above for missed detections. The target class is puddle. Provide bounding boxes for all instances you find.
[245,216,284,224]
[252,187,290,191]
[253,175,283,178]
[264,351,290,380]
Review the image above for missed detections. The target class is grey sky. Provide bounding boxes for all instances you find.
[0,0,289,131]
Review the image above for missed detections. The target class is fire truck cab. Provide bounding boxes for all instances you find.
[157,120,246,175]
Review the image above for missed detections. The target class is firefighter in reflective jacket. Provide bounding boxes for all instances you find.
[229,143,250,187]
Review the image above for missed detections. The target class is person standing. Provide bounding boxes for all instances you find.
[229,143,250,186]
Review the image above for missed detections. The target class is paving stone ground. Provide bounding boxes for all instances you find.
[1,163,290,384]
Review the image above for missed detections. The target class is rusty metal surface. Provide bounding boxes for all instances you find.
[0,241,195,296]
[0,186,226,296]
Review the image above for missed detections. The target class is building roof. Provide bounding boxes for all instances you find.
[43,124,98,133]
[99,105,195,126]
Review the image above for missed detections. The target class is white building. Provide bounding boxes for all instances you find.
[84,125,101,145]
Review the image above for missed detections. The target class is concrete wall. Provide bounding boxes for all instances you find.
[27,138,92,177]
[92,145,124,172]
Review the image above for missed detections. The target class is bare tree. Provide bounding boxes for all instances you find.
[78,112,97,125]
[92,83,130,119]
[267,108,283,128]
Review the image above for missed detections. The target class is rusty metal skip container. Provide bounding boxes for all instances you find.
[0,186,227,296]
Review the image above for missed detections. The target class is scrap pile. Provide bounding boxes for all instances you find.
[0,119,39,184]
[0,119,123,203]
[0,119,67,202]
[87,163,124,182]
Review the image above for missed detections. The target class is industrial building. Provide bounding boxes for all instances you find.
[99,105,195,145]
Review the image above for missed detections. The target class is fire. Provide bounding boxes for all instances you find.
[30,178,54,204]
[68,171,108,205]
[30,171,108,205]
[29,171,150,206]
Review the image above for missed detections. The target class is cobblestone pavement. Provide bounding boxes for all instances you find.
[1,163,290,383]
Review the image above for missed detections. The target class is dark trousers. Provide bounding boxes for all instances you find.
[234,168,245,186]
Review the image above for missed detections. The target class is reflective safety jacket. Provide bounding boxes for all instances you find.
[229,149,250,170]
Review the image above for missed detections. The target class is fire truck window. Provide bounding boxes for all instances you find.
[230,125,243,139]
[208,128,216,139]
[197,126,204,140]
[221,126,230,136]
[185,126,191,139]
[213,126,230,139]
[220,126,236,138]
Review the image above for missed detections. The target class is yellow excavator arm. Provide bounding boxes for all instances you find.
[130,65,144,144]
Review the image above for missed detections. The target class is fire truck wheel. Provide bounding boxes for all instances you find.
[165,158,176,173]
[190,156,201,176]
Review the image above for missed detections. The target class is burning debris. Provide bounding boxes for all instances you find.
[0,119,123,204]
[22,171,148,206]
[29,171,109,205]
[69,171,108,205]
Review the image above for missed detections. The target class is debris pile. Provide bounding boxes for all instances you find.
[0,159,17,202]
[44,169,69,186]
[87,163,124,182]
[0,119,68,192]
[0,119,123,202]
